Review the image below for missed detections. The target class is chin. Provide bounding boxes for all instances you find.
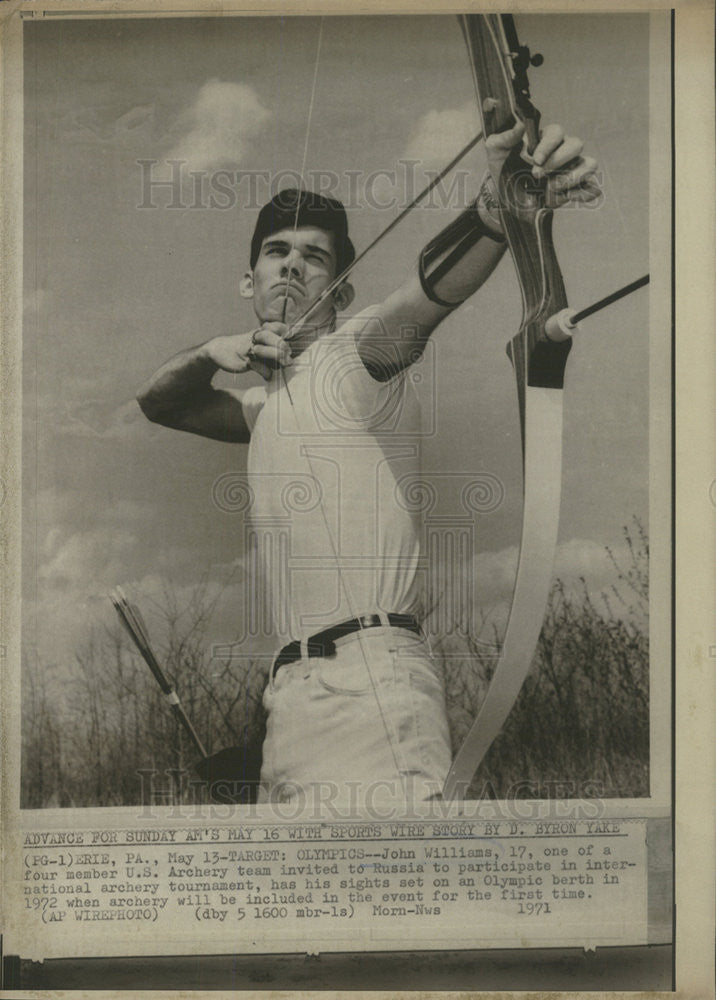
[260,302,290,323]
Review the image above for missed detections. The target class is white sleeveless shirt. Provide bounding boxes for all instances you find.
[243,309,423,644]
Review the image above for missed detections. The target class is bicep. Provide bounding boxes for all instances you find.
[355,274,451,379]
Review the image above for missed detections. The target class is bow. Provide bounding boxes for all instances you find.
[442,14,575,800]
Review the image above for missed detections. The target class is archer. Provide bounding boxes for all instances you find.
[137,121,598,808]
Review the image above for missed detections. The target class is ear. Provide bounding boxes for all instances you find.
[332,281,355,312]
[239,271,254,300]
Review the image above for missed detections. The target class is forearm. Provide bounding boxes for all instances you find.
[418,175,507,310]
[424,230,506,307]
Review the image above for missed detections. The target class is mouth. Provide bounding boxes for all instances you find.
[272,282,305,301]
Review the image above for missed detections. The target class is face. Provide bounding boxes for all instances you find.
[241,225,344,329]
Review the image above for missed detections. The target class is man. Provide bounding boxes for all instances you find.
[138,122,598,809]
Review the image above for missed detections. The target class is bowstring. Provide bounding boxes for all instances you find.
[281,17,324,323]
[279,18,407,785]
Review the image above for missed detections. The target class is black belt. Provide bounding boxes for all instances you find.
[272,613,421,678]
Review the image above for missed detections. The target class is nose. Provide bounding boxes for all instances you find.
[280,250,304,280]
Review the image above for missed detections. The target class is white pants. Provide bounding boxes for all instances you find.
[259,626,451,813]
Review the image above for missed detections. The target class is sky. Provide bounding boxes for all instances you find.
[21,12,659,669]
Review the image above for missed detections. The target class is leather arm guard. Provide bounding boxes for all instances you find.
[418,174,506,309]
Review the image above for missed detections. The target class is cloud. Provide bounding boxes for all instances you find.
[33,490,172,598]
[553,537,622,585]
[425,534,640,638]
[165,79,270,173]
[39,525,140,593]
[23,479,259,670]
[30,362,155,442]
[35,486,150,525]
[32,367,158,441]
[369,102,481,210]
[59,398,151,441]
[404,102,479,172]
[474,536,633,602]
[53,104,157,144]
[24,558,259,677]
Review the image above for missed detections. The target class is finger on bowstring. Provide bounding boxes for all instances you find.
[261,321,289,340]
[281,315,306,342]
[250,344,293,366]
[259,327,293,350]
[246,355,273,381]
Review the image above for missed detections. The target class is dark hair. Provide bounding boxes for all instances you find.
[250,188,355,277]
